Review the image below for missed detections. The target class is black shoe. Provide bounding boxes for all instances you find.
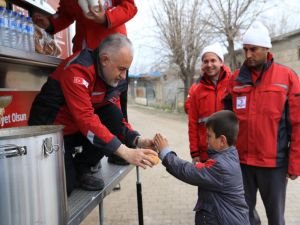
[108,154,129,165]
[78,173,105,191]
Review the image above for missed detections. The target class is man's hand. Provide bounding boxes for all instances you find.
[115,144,158,169]
[32,12,50,29]
[85,1,107,25]
[137,137,155,150]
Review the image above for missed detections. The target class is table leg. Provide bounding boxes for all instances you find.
[99,201,104,225]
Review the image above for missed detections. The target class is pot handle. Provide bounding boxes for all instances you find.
[0,145,27,158]
[43,137,60,156]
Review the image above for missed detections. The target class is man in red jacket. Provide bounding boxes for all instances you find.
[226,21,300,225]
[32,0,137,53]
[29,34,157,195]
[32,0,137,164]
[188,43,231,164]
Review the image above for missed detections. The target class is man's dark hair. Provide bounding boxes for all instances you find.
[205,110,239,146]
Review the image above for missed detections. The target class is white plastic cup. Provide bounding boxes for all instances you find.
[88,0,100,10]
[78,0,89,15]
[78,0,102,16]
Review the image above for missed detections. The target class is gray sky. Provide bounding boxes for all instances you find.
[127,0,159,74]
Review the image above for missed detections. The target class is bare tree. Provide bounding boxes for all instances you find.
[265,14,290,37]
[152,0,209,98]
[263,6,300,37]
[202,0,269,70]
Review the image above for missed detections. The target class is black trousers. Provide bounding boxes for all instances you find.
[64,104,125,195]
[241,164,288,225]
[195,210,219,225]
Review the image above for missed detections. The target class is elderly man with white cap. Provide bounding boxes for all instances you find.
[188,43,231,163]
[226,21,300,225]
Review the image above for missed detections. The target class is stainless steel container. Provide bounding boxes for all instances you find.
[0,125,68,225]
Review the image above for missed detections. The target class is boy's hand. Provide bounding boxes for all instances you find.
[153,133,169,152]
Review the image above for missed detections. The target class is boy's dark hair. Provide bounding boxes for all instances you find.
[205,110,239,146]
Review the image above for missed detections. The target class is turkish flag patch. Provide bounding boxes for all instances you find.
[73,77,89,88]
[195,159,216,169]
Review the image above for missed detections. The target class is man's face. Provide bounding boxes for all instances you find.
[100,47,133,87]
[243,44,269,70]
[201,53,223,80]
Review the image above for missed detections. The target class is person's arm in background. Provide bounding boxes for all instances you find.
[287,70,300,180]
[223,70,236,111]
[188,88,201,163]
[32,1,75,35]
[184,83,196,114]
[88,0,137,27]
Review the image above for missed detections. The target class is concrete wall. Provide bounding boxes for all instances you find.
[272,33,300,74]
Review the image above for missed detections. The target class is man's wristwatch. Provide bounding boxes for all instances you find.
[134,136,141,148]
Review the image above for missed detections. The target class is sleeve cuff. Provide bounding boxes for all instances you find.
[159,147,172,161]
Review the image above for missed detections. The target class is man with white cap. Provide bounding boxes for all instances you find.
[226,21,300,225]
[188,43,231,163]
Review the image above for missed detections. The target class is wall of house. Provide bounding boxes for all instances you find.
[128,75,185,111]
[272,35,300,74]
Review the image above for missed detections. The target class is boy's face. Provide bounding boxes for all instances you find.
[206,127,225,151]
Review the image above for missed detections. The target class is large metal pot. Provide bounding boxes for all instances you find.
[0,125,68,225]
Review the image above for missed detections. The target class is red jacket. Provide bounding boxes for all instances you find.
[29,48,139,156]
[188,66,231,160]
[49,0,137,53]
[229,53,300,175]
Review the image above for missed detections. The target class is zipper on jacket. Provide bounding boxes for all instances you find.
[215,86,218,111]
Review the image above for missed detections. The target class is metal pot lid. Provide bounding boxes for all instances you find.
[0,125,64,140]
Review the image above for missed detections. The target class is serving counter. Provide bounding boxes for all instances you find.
[68,158,134,225]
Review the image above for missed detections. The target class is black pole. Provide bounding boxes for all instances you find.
[136,166,144,225]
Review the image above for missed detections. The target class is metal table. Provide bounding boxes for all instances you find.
[67,157,134,225]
